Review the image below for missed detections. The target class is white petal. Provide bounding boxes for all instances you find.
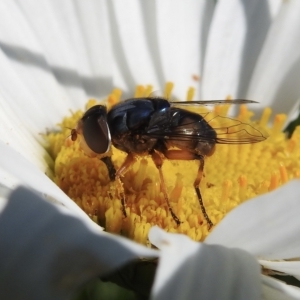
[149,226,261,300]
[0,96,50,170]
[14,0,86,106]
[0,185,10,213]
[262,275,300,300]
[155,0,215,100]
[260,260,300,277]
[15,0,113,100]
[0,2,75,116]
[108,0,215,99]
[64,0,113,97]
[247,0,300,114]
[0,187,157,300]
[108,0,160,95]
[202,0,277,100]
[285,98,300,125]
[0,140,95,227]
[206,180,300,260]
[267,0,282,18]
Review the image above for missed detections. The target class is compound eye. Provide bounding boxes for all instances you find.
[81,106,111,154]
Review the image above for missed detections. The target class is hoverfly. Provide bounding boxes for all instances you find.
[72,98,266,229]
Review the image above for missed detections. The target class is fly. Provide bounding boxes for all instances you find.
[72,98,267,229]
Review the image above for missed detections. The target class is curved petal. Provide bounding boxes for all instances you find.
[205,180,300,260]
[202,0,277,100]
[0,96,50,170]
[149,226,261,300]
[0,140,95,226]
[247,0,300,114]
[262,275,300,300]
[0,187,157,300]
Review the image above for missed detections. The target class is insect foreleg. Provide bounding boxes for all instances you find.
[115,153,136,217]
[100,156,116,181]
[150,150,181,225]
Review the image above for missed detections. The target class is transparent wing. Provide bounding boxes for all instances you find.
[205,114,267,144]
[145,111,267,144]
[169,99,258,106]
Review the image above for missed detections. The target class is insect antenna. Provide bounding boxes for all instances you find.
[64,126,78,142]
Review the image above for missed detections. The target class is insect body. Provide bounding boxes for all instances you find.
[74,98,266,229]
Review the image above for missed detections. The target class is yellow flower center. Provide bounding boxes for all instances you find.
[46,83,300,245]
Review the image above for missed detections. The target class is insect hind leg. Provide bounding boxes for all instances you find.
[194,155,213,230]
[150,150,181,225]
[160,148,214,230]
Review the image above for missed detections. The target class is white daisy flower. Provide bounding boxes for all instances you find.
[1,1,300,299]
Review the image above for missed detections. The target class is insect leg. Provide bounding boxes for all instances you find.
[100,156,116,181]
[150,150,181,225]
[115,153,136,217]
[160,149,213,229]
[193,155,214,230]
